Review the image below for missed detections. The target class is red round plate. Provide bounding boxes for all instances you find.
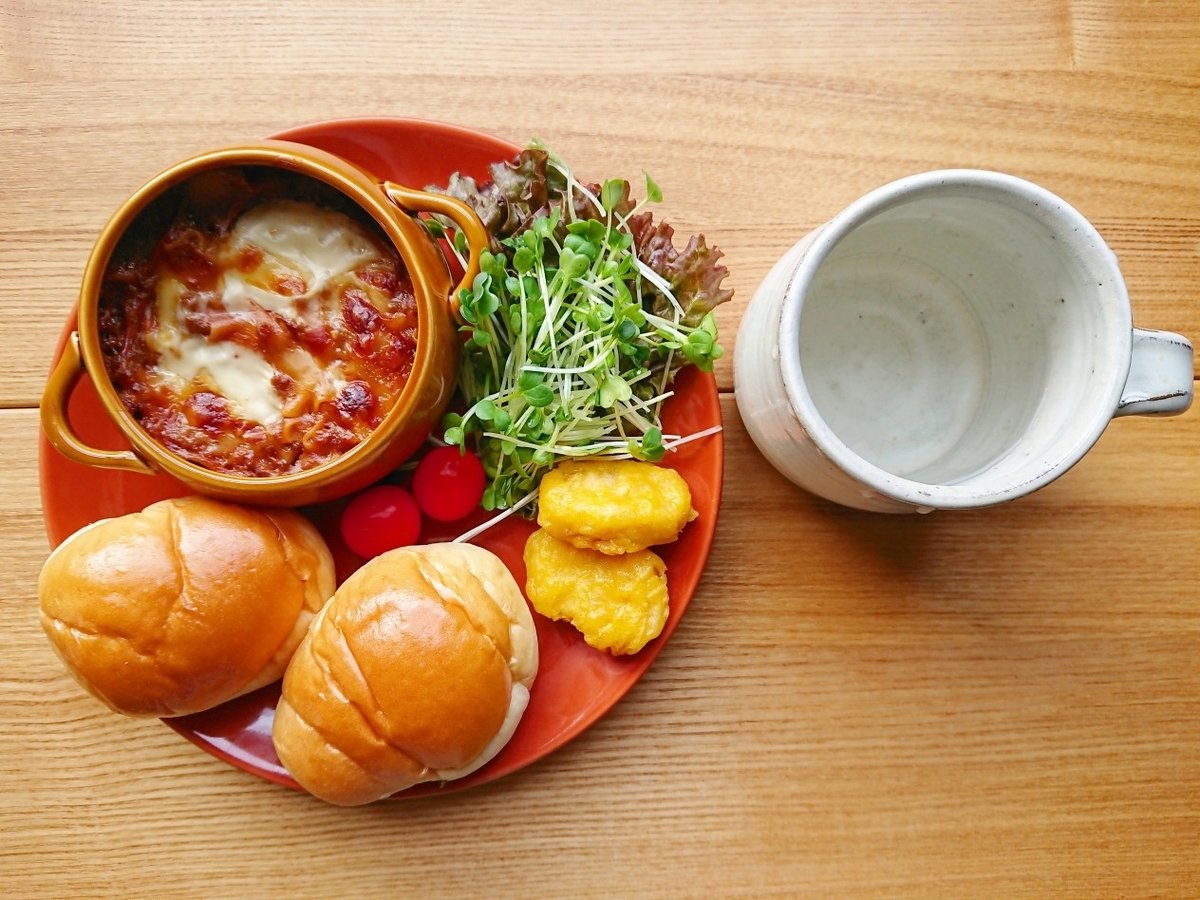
[38,117,724,798]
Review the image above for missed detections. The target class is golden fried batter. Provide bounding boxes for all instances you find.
[523,528,669,656]
[536,459,696,555]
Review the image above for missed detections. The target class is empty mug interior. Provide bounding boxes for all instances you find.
[790,174,1130,503]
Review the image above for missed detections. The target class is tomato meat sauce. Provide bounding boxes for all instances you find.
[98,168,419,476]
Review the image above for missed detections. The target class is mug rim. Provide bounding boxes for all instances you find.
[777,168,1134,509]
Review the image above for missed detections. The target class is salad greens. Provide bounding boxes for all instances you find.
[427,141,731,514]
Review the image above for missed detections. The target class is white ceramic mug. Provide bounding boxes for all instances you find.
[734,169,1194,513]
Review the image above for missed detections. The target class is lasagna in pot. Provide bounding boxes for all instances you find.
[98,168,419,477]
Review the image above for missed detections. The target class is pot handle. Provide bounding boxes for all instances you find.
[383,182,489,319]
[40,332,156,474]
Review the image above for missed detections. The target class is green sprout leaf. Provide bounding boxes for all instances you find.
[523,384,555,408]
[601,179,626,213]
[643,171,663,204]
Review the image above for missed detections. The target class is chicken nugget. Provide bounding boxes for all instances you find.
[537,458,696,555]
[523,528,669,656]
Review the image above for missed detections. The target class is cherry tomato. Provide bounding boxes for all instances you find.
[339,484,421,559]
[412,445,487,521]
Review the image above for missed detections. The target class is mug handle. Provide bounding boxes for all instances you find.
[1115,327,1194,417]
[40,332,156,474]
[382,183,489,319]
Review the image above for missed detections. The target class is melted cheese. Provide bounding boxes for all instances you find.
[146,276,283,424]
[224,199,382,311]
[143,200,385,426]
[276,346,349,411]
[219,270,300,317]
[157,335,284,426]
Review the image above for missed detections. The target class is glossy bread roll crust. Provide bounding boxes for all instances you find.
[272,542,538,806]
[38,496,336,717]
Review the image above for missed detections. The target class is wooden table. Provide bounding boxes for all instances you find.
[3,2,1198,896]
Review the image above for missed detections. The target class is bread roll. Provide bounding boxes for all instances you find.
[38,496,336,717]
[272,542,538,805]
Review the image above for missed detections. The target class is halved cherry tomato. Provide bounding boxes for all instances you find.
[339,484,421,558]
[412,446,486,521]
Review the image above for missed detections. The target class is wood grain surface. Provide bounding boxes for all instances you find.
[3,2,1198,897]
